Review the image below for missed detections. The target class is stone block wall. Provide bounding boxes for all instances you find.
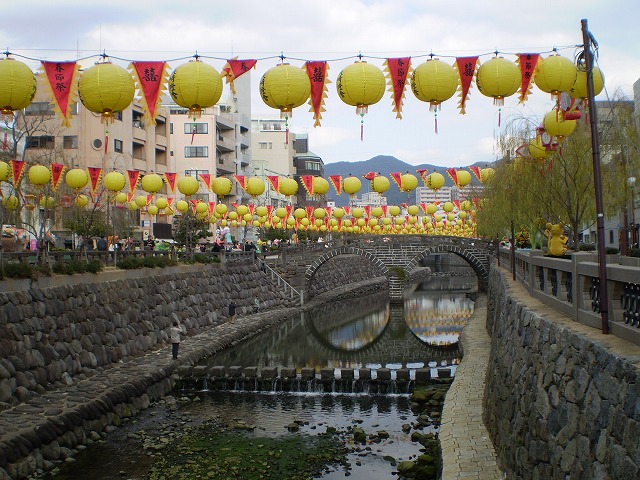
[0,262,296,408]
[485,265,640,479]
[308,255,385,297]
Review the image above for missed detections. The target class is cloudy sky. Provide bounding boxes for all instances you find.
[2,0,638,167]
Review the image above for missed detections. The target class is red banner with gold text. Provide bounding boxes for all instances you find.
[40,61,79,127]
[385,57,411,119]
[517,53,540,104]
[50,163,65,191]
[455,57,479,114]
[130,61,168,125]
[221,58,257,95]
[305,61,329,127]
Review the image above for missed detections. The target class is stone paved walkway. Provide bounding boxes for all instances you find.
[439,296,505,480]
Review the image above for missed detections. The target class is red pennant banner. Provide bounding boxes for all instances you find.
[301,175,314,196]
[454,200,461,210]
[41,61,79,127]
[390,172,403,190]
[266,205,274,218]
[130,61,168,125]
[50,163,65,191]
[266,175,280,192]
[146,195,153,206]
[419,203,428,215]
[343,206,352,216]
[87,167,102,194]
[517,54,540,104]
[167,197,174,206]
[248,203,255,215]
[305,206,314,219]
[163,172,177,193]
[199,173,213,191]
[285,205,293,217]
[385,57,411,119]
[10,160,25,186]
[221,58,257,95]
[469,166,481,181]
[363,205,371,218]
[446,168,459,187]
[455,56,479,114]
[324,206,332,218]
[127,170,141,195]
[363,171,376,181]
[208,201,216,214]
[306,61,329,127]
[416,169,428,183]
[233,175,247,191]
[381,205,388,217]
[328,175,342,196]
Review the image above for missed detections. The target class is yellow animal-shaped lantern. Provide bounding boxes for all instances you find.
[545,223,568,257]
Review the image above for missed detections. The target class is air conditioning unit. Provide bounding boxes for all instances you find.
[91,138,103,150]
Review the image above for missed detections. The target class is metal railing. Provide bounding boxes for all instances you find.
[260,259,304,305]
[499,247,640,346]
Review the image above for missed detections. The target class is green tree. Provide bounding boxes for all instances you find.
[172,211,211,251]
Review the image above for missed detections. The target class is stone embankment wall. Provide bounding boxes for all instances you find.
[308,255,385,297]
[484,265,640,479]
[0,261,296,407]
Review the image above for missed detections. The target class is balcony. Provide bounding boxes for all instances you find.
[217,134,235,153]
[217,155,236,176]
[155,133,167,148]
[216,111,235,131]
[240,152,251,168]
[132,125,147,142]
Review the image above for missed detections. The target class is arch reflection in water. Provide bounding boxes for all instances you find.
[405,278,476,346]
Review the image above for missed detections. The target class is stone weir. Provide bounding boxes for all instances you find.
[0,260,306,480]
[174,364,455,395]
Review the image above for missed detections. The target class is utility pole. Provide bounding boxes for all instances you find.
[581,19,609,334]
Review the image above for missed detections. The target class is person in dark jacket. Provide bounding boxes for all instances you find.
[228,301,237,323]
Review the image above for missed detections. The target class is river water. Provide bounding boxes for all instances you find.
[50,270,477,480]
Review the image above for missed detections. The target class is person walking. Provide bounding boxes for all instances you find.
[170,320,185,360]
[228,301,237,323]
[254,298,260,313]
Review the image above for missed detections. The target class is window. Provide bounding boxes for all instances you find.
[114,139,123,153]
[261,123,272,130]
[114,111,123,121]
[23,102,54,116]
[63,136,78,149]
[184,169,209,178]
[184,123,208,134]
[25,135,54,149]
[273,123,282,131]
[305,161,321,171]
[185,146,208,158]
[609,230,614,244]
[258,142,272,150]
[170,123,173,135]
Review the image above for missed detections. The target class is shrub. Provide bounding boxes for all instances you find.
[70,260,87,274]
[118,257,144,270]
[578,243,596,251]
[86,259,103,273]
[605,247,619,255]
[194,254,216,264]
[52,262,71,275]
[629,248,640,258]
[2,262,34,279]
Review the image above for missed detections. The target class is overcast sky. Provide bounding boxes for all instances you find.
[2,0,638,167]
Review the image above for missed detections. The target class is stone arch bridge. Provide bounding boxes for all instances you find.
[304,236,493,302]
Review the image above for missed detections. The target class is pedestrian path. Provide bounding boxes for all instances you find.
[439,296,505,480]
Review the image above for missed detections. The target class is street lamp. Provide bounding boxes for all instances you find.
[629,176,637,249]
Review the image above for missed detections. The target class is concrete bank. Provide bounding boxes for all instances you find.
[439,295,504,480]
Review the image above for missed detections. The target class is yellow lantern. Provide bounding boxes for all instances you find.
[300,217,310,227]
[426,203,438,215]
[252,220,261,228]
[371,175,390,194]
[389,205,401,217]
[76,194,89,208]
[459,211,468,220]
[400,173,418,194]
[312,177,329,196]
[78,61,135,122]
[529,137,549,161]
[243,213,253,223]
[155,198,168,210]
[314,208,326,219]
[343,176,362,197]
[104,171,126,192]
[126,201,138,211]
[425,172,445,191]
[212,176,233,198]
[196,202,209,214]
[115,192,128,204]
[411,58,458,131]
[2,195,19,210]
[570,67,604,101]
[443,202,454,212]
[456,170,472,188]
[407,205,419,216]
[228,211,238,221]
[246,177,265,197]
[275,207,287,219]
[336,60,386,138]
[543,108,576,140]
[476,57,520,106]
[141,173,164,194]
[28,165,51,187]
[0,58,36,116]
[38,196,54,208]
[279,177,298,197]
[460,200,473,211]
[534,54,577,97]
[480,168,495,183]
[259,63,311,120]
[215,203,229,216]
[176,200,189,212]
[0,161,9,182]
[352,207,364,218]
[371,206,383,218]
[333,207,344,219]
[286,217,296,227]
[382,217,392,226]
[148,205,159,216]
[169,59,223,118]
[236,205,249,216]
[135,195,148,207]
[177,176,200,196]
[65,168,89,190]
[256,206,268,217]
